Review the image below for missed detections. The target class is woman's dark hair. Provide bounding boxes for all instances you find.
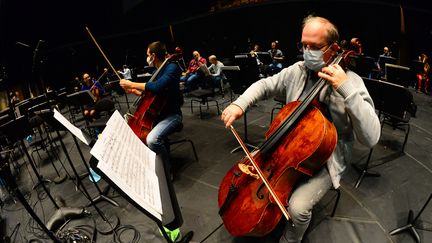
[148,41,167,60]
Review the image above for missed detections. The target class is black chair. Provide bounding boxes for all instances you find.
[86,98,116,138]
[167,123,198,163]
[270,94,286,124]
[189,76,220,119]
[220,65,241,102]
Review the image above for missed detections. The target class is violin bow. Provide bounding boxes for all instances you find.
[229,125,292,222]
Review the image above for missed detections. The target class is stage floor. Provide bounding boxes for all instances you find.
[1,87,431,243]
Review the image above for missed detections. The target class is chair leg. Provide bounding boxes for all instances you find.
[215,100,220,115]
[330,188,341,217]
[190,100,194,114]
[401,124,410,152]
[169,138,199,162]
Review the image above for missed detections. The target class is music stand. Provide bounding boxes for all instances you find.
[36,108,120,233]
[378,55,397,70]
[39,109,119,207]
[67,90,96,106]
[88,111,193,242]
[90,156,194,243]
[0,158,61,243]
[354,78,414,188]
[254,52,272,65]
[0,116,87,234]
[228,56,260,153]
[385,63,412,88]
[389,193,432,243]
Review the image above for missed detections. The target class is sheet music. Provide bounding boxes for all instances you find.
[90,111,161,220]
[53,109,91,145]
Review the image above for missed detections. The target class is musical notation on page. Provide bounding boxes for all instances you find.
[90,111,162,220]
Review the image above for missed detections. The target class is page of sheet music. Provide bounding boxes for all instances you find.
[53,109,91,145]
[90,111,161,220]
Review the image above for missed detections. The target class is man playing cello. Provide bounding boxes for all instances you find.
[221,16,381,243]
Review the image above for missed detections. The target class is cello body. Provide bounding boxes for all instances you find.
[218,101,337,236]
[126,54,180,144]
[127,90,167,143]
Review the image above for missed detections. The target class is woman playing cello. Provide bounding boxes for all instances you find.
[220,16,381,242]
[120,41,183,173]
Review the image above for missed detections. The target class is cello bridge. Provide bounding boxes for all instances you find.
[123,112,136,121]
[238,163,259,180]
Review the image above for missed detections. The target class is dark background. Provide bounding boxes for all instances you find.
[1,0,432,98]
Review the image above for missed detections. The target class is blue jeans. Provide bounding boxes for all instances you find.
[181,73,201,92]
[212,76,225,90]
[146,114,183,163]
[268,63,283,74]
[279,168,332,243]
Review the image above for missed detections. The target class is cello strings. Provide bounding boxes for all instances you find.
[229,125,291,221]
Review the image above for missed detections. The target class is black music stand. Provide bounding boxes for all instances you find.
[354,78,414,188]
[389,193,432,243]
[28,102,68,185]
[38,109,119,208]
[36,109,119,233]
[0,158,61,243]
[89,155,193,243]
[0,116,87,234]
[66,90,96,124]
[228,56,260,153]
[67,90,96,107]
[105,79,131,109]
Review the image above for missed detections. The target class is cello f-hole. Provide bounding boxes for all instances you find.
[256,171,274,199]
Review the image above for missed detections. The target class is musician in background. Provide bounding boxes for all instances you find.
[416,53,430,94]
[267,40,284,75]
[381,46,392,57]
[81,73,104,118]
[120,41,183,173]
[207,55,226,91]
[118,64,132,80]
[350,37,364,55]
[221,16,380,243]
[180,50,207,92]
[175,46,187,73]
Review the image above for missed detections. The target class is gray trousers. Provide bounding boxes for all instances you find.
[279,168,333,243]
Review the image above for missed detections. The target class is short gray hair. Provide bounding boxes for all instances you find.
[302,15,339,44]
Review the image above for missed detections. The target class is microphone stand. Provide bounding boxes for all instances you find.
[31,40,46,96]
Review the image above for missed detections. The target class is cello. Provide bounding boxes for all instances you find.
[85,27,179,143]
[126,53,180,143]
[218,43,354,236]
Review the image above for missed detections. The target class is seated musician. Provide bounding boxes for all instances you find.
[81,73,104,119]
[120,41,183,171]
[207,55,226,90]
[180,50,207,92]
[221,15,381,243]
[267,40,285,75]
[416,53,430,94]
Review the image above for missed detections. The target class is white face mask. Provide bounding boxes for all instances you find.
[303,49,325,71]
[146,55,154,67]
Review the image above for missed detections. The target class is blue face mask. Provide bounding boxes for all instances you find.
[303,49,325,71]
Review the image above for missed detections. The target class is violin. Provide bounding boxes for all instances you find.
[218,43,355,236]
